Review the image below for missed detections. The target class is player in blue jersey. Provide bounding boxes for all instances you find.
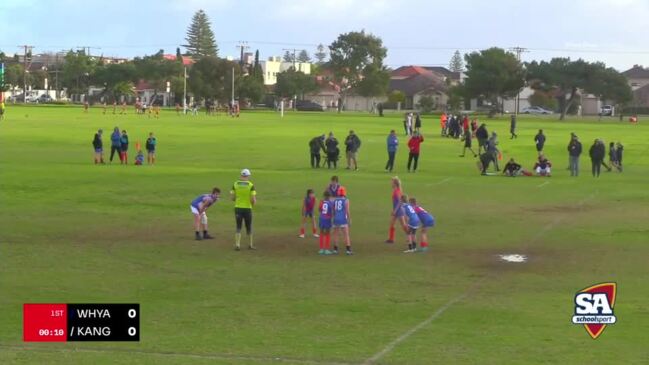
[332,187,353,255]
[409,197,434,252]
[190,187,220,240]
[400,195,421,253]
[318,190,334,255]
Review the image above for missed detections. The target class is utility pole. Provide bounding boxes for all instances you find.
[231,67,235,106]
[509,46,528,115]
[19,45,33,103]
[236,41,249,66]
[282,48,302,70]
[183,66,187,114]
[77,46,101,58]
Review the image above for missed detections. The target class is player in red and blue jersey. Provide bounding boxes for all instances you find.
[400,195,421,253]
[409,197,434,252]
[327,175,340,198]
[299,189,319,238]
[332,187,352,255]
[318,190,334,255]
[386,177,407,243]
[190,187,220,240]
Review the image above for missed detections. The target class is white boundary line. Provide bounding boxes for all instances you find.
[426,177,452,187]
[536,181,550,188]
[0,344,356,365]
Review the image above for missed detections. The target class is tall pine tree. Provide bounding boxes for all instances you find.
[449,50,464,73]
[314,44,327,64]
[183,10,218,58]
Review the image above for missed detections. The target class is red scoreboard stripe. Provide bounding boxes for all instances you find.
[23,303,68,342]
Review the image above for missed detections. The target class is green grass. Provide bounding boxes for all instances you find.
[1,106,648,364]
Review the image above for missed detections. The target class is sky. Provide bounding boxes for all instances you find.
[1,0,649,71]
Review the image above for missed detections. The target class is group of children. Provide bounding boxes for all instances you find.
[299,176,352,255]
[299,176,436,256]
[91,129,157,165]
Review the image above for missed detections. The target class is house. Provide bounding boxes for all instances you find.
[260,57,312,85]
[162,54,195,66]
[135,80,172,106]
[389,66,449,110]
[622,65,649,107]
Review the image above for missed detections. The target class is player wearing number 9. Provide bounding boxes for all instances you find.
[332,187,353,255]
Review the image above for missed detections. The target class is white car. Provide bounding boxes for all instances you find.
[521,106,553,114]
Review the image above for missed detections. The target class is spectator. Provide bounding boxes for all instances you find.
[415,113,422,132]
[608,142,621,172]
[344,130,362,171]
[92,129,104,164]
[135,149,144,165]
[476,123,488,153]
[325,132,339,169]
[406,113,413,136]
[534,155,552,176]
[146,132,157,165]
[510,114,517,139]
[119,130,129,165]
[378,102,384,117]
[407,131,424,172]
[616,142,624,172]
[534,129,546,156]
[109,127,121,163]
[440,112,448,137]
[385,130,399,172]
[309,134,326,168]
[567,135,582,176]
[589,139,606,177]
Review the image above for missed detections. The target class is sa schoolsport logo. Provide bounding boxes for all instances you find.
[572,282,617,339]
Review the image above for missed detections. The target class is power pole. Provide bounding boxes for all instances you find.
[236,41,249,66]
[19,45,33,103]
[509,46,528,115]
[77,46,101,58]
[282,48,301,70]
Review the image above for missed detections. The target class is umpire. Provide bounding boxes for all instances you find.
[231,168,257,250]
[309,134,326,168]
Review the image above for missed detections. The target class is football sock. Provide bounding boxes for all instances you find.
[300,227,305,235]
[203,230,208,237]
[249,234,253,247]
[235,233,241,247]
[421,241,428,247]
[389,226,395,241]
[319,234,324,249]
[312,227,317,234]
[325,234,331,249]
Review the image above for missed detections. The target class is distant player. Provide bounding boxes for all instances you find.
[386,177,406,243]
[112,101,117,114]
[121,101,127,115]
[231,169,256,250]
[409,197,434,252]
[190,188,220,240]
[102,101,107,114]
[298,189,318,238]
[83,101,89,113]
[400,195,421,253]
[318,190,334,255]
[327,175,340,197]
[175,103,181,115]
[332,187,353,255]
[145,132,157,165]
[0,100,6,120]
[154,104,161,119]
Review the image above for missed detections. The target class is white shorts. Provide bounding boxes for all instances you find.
[190,205,200,215]
[535,166,551,175]
[333,224,348,228]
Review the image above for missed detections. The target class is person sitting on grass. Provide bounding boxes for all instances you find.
[534,155,552,177]
[134,149,144,165]
[502,158,532,177]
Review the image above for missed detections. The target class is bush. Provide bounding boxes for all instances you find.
[387,90,405,104]
[417,95,437,113]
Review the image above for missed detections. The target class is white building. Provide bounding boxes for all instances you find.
[260,57,312,85]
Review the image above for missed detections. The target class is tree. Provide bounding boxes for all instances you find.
[528,90,557,111]
[297,50,311,63]
[314,44,327,64]
[188,56,239,102]
[93,62,137,100]
[3,63,24,89]
[238,75,265,104]
[132,52,183,102]
[252,50,264,83]
[183,9,218,58]
[449,50,464,73]
[329,30,389,105]
[176,47,182,60]
[283,50,295,63]
[387,90,405,104]
[526,58,630,120]
[417,95,437,113]
[61,50,96,95]
[463,47,524,116]
[274,68,317,99]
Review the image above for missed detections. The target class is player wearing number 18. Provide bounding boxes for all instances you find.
[332,187,353,255]
[231,169,256,251]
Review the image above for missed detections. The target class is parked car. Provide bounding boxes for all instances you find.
[521,106,553,114]
[600,105,613,116]
[36,94,54,103]
[295,100,324,112]
[7,94,25,103]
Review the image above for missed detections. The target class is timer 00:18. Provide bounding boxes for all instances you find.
[39,329,65,336]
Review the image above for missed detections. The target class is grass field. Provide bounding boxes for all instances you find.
[1,106,648,365]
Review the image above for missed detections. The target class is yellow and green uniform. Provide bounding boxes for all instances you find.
[232,180,256,209]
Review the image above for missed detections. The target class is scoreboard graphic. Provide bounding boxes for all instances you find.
[23,303,140,342]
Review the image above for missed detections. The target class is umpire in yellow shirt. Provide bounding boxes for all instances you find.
[231,168,257,250]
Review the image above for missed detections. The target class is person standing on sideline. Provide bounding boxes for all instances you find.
[568,135,582,176]
[415,113,422,132]
[325,132,339,169]
[440,112,448,137]
[589,139,605,177]
[119,130,129,165]
[146,132,157,165]
[190,188,220,240]
[109,127,122,163]
[386,177,406,243]
[92,129,105,164]
[608,142,621,172]
[377,102,384,117]
[616,142,624,172]
[231,169,257,250]
[407,131,424,172]
[510,114,518,139]
[309,134,326,168]
[476,123,489,153]
[385,130,399,172]
[406,112,413,136]
[344,130,361,171]
[534,129,546,156]
[460,128,477,157]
